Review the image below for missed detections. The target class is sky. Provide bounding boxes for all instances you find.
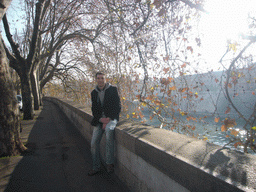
[198,0,256,71]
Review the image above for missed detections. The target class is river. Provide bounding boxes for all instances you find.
[131,108,255,154]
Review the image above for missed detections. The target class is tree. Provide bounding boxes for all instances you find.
[0,0,27,157]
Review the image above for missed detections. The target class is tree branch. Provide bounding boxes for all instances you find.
[179,0,208,13]
[27,0,45,64]
[2,14,23,62]
[225,39,256,123]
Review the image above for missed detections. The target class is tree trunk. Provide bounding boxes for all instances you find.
[20,68,34,120]
[0,35,27,156]
[31,69,40,110]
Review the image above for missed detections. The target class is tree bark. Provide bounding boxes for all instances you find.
[31,67,41,110]
[0,35,27,156]
[20,69,34,120]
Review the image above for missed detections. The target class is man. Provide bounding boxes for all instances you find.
[88,72,121,176]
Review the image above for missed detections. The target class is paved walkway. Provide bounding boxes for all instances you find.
[0,100,129,192]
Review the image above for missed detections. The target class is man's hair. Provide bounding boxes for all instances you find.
[95,72,105,78]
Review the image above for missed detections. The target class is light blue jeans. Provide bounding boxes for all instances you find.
[91,124,115,171]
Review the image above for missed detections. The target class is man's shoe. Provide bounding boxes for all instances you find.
[107,164,114,173]
[88,169,100,176]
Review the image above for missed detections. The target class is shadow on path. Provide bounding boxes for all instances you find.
[3,100,129,192]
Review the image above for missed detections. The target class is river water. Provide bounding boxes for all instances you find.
[132,108,255,154]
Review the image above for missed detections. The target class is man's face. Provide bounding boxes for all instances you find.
[96,74,106,89]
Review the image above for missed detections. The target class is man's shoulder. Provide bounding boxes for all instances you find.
[107,85,118,91]
[91,89,97,95]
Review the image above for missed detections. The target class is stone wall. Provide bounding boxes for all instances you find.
[44,97,256,192]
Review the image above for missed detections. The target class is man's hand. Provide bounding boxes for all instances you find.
[100,117,110,124]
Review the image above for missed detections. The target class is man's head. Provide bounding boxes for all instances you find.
[95,72,106,90]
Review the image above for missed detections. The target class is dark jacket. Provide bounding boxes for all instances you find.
[91,84,121,126]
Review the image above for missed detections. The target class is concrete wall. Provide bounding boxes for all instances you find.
[44,97,256,192]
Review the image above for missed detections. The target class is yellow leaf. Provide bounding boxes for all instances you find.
[142,102,147,107]
[180,111,185,116]
[203,136,208,141]
[132,112,135,115]
[252,126,256,130]
[229,43,237,52]
[126,114,130,119]
[195,92,198,95]
[122,97,126,100]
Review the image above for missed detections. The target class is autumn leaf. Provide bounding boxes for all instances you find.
[154,100,161,105]
[230,129,239,137]
[214,117,220,123]
[252,92,255,95]
[163,67,170,73]
[181,63,186,68]
[126,114,130,119]
[229,43,237,52]
[146,95,153,100]
[225,106,231,114]
[234,142,242,148]
[224,118,237,128]
[252,126,256,130]
[168,77,173,82]
[180,111,185,116]
[139,112,144,119]
[203,136,208,141]
[187,46,193,53]
[136,94,141,100]
[142,102,147,107]
[163,55,169,61]
[221,125,227,132]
